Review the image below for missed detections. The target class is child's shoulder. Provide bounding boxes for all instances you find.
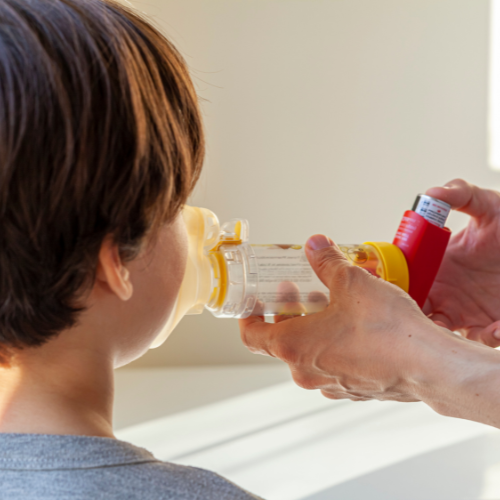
[0,433,263,500]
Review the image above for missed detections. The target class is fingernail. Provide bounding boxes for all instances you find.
[493,329,500,340]
[307,235,333,251]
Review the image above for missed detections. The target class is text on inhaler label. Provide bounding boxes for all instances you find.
[413,196,450,229]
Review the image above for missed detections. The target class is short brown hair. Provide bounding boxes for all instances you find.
[0,0,204,357]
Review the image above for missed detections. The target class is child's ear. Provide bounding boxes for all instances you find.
[95,236,133,301]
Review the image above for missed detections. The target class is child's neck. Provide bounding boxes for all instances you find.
[0,331,115,438]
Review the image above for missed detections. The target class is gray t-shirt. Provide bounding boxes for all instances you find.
[0,433,263,500]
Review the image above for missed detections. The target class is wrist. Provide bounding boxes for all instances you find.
[408,322,500,427]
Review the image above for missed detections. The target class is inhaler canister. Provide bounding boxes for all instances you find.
[393,194,452,308]
[412,194,451,229]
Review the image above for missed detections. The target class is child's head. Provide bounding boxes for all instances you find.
[0,0,204,365]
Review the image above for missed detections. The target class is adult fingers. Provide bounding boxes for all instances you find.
[426,179,500,221]
[238,316,276,356]
[273,289,328,323]
[320,389,372,402]
[427,312,454,330]
[274,311,303,323]
[276,281,301,303]
[422,297,432,316]
[251,300,265,317]
[464,321,500,348]
[304,235,352,291]
[239,313,308,362]
[433,320,449,329]
[308,290,329,310]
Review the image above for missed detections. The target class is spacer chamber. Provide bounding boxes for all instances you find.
[151,206,409,347]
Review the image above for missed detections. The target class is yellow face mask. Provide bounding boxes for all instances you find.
[150,206,251,348]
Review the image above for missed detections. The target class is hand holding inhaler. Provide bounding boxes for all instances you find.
[151,205,412,347]
[154,187,500,427]
[239,230,500,429]
[239,236,443,403]
[239,184,500,429]
[238,194,454,404]
[424,179,500,347]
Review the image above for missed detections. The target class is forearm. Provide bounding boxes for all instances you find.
[413,327,500,428]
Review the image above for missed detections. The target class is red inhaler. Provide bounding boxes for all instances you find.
[393,195,452,308]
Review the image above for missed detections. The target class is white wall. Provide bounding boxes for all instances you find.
[126,0,495,367]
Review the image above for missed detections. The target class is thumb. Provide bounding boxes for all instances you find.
[305,234,350,290]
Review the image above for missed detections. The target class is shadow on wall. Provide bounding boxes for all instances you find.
[304,433,500,500]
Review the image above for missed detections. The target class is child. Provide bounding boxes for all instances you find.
[0,0,262,498]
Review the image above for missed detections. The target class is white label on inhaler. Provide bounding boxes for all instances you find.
[413,195,450,229]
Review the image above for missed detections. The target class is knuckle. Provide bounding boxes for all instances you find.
[314,248,379,295]
[239,325,252,349]
[331,263,368,292]
[315,251,346,274]
[320,390,345,401]
[274,341,300,365]
[239,324,268,355]
[323,262,354,290]
[447,177,467,187]
[482,336,500,348]
[291,371,318,391]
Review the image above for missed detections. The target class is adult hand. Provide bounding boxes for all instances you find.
[239,236,459,403]
[425,179,500,347]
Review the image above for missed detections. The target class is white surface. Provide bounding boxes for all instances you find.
[115,366,500,500]
[125,0,498,369]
